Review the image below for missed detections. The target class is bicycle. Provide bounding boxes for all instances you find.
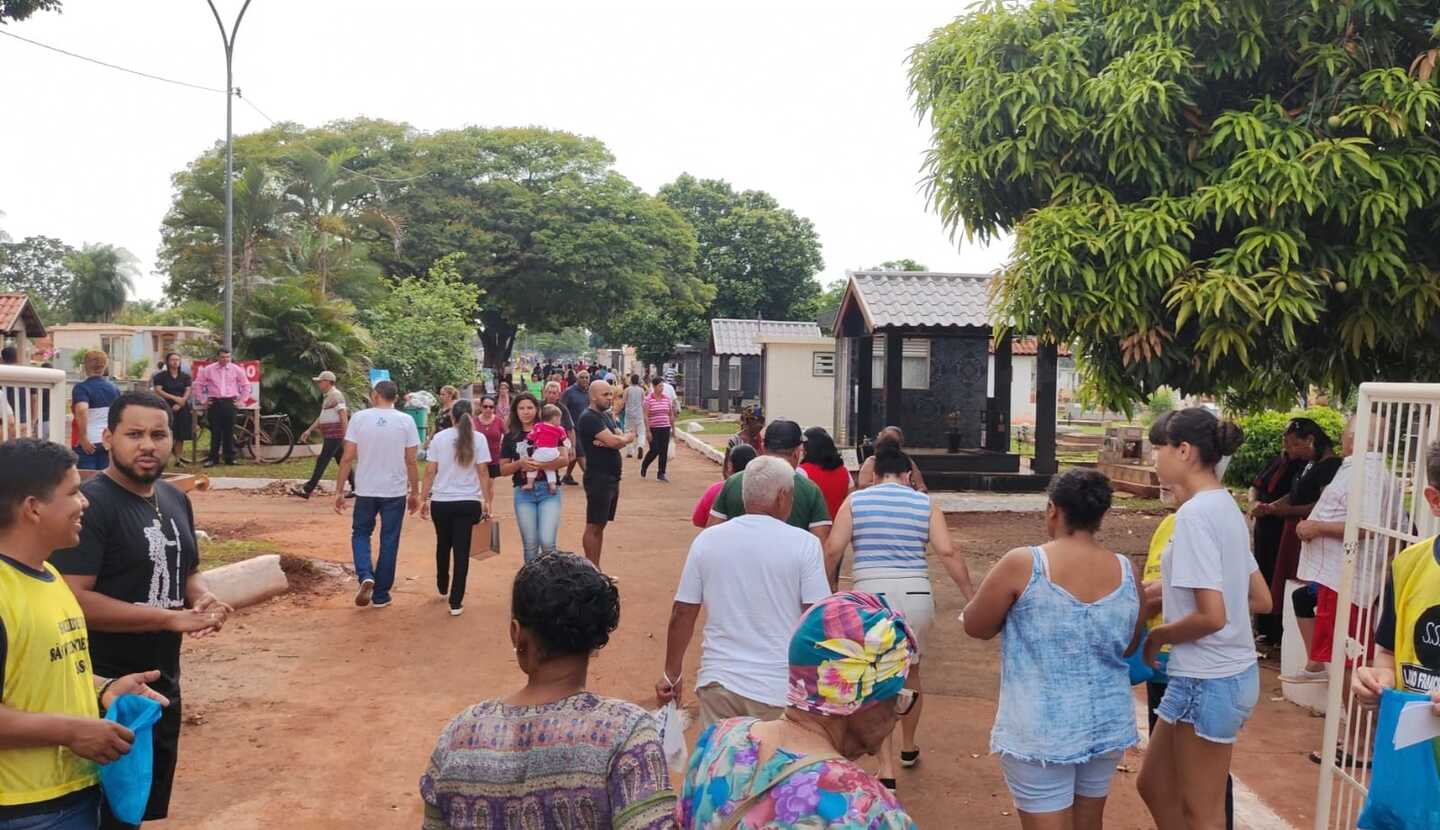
[233,412,296,465]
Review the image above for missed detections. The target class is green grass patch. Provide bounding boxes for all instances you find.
[198,538,273,570]
[174,454,428,481]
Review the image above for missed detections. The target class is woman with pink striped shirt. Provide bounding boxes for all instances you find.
[639,381,674,482]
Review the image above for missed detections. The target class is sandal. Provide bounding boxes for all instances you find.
[1310,748,1372,769]
[900,748,921,769]
[878,777,897,793]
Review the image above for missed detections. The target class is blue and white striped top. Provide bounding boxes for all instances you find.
[851,482,932,574]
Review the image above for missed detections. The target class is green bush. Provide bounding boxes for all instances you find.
[1143,388,1177,425]
[1223,406,1346,487]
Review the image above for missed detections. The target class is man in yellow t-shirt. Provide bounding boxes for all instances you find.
[1355,440,1440,723]
[0,439,168,828]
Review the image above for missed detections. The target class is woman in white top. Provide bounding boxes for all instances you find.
[420,399,491,617]
[1137,407,1272,829]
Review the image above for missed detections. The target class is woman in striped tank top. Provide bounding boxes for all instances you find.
[824,442,975,793]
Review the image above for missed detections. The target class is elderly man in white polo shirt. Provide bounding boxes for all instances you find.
[656,455,832,728]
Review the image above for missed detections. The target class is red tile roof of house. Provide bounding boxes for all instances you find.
[990,337,1071,357]
[0,293,46,338]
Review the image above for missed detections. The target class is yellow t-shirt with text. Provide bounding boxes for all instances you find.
[0,556,99,807]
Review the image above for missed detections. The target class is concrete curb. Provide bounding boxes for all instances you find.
[204,477,308,490]
[204,554,289,609]
[676,430,724,464]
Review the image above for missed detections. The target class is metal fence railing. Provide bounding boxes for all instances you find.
[0,365,67,444]
[1314,382,1440,828]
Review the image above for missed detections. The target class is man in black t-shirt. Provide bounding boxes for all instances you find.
[577,380,634,569]
[51,392,231,829]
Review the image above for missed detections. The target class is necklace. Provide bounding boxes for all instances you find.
[142,490,161,518]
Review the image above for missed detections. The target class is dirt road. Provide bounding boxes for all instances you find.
[165,446,1325,828]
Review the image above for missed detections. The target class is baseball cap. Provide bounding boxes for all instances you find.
[764,419,803,451]
[312,371,337,382]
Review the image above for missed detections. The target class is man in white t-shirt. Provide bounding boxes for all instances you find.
[656,456,832,728]
[333,380,420,609]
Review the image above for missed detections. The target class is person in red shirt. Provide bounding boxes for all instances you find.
[799,427,852,520]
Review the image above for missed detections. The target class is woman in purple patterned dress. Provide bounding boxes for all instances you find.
[676,592,919,829]
[420,553,676,829]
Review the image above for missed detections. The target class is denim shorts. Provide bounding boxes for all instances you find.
[999,751,1123,814]
[1156,663,1260,744]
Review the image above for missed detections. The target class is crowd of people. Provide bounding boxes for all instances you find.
[6,352,1440,830]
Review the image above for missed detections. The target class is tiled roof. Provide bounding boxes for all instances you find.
[844,271,993,331]
[995,337,1072,357]
[0,293,46,337]
[710,319,822,356]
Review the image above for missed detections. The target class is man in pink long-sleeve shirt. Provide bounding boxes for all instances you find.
[194,347,251,467]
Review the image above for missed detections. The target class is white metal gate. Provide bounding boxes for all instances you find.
[1314,382,1440,829]
[0,364,67,444]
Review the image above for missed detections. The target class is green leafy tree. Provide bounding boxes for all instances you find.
[160,160,292,301]
[0,0,61,23]
[65,244,137,322]
[383,127,707,375]
[364,254,481,395]
[911,0,1440,412]
[515,327,591,362]
[236,279,374,419]
[874,259,928,271]
[1224,406,1346,486]
[603,307,709,368]
[0,235,75,321]
[659,174,825,321]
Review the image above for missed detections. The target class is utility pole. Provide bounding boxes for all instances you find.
[206,0,253,352]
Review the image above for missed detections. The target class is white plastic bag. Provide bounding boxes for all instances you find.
[654,701,689,771]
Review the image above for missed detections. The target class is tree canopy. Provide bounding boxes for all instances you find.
[0,235,75,321]
[911,0,1440,411]
[658,174,825,321]
[65,244,136,323]
[364,255,480,396]
[0,0,60,23]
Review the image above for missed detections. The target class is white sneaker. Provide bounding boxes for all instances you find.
[354,578,374,607]
[1280,667,1329,684]
[449,607,464,617]
[372,598,392,609]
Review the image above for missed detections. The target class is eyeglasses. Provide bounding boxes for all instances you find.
[482,404,495,410]
[893,688,919,716]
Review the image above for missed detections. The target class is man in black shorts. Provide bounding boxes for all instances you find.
[577,380,634,569]
[52,392,232,828]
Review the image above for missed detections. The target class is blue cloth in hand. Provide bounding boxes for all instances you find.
[99,695,164,825]
[1357,689,1440,829]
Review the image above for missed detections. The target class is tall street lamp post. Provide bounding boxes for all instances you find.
[205,0,253,352]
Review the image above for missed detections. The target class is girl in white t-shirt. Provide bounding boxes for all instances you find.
[1138,407,1272,829]
[420,400,491,617]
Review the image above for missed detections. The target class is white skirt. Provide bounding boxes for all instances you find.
[852,568,935,660]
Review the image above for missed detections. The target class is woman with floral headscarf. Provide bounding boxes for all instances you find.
[677,592,918,829]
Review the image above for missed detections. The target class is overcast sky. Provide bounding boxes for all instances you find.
[0,0,1010,303]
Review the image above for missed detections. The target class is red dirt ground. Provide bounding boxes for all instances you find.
[163,447,1326,828]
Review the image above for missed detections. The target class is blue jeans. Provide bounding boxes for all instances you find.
[74,446,108,471]
[512,485,561,562]
[0,788,100,830]
[351,495,406,603]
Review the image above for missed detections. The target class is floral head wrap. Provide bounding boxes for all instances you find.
[787,591,915,716]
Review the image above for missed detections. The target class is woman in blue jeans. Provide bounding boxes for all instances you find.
[498,393,570,561]
[1138,408,1271,829]
[964,469,1142,828]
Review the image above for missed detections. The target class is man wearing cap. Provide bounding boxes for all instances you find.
[291,371,352,499]
[708,419,832,545]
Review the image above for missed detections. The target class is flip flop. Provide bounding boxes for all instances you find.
[900,749,921,769]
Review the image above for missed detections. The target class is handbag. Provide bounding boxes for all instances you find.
[469,514,500,561]
[718,752,842,830]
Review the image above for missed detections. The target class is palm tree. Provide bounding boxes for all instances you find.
[66,244,138,322]
[238,278,373,418]
[282,149,377,298]
[163,162,291,301]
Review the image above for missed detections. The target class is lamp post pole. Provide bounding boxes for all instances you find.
[206,0,253,352]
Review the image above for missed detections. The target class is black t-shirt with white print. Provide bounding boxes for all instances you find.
[50,473,200,700]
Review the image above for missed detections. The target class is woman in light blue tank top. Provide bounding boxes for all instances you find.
[964,469,1143,826]
[825,443,975,794]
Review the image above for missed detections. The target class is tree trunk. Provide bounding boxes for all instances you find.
[479,319,517,377]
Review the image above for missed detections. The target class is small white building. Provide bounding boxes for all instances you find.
[50,323,210,379]
[987,339,1080,425]
[757,333,835,434]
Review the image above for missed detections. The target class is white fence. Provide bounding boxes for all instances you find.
[0,365,67,444]
[1314,382,1440,829]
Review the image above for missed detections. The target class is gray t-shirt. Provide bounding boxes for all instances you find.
[623,385,645,424]
[1161,488,1258,679]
